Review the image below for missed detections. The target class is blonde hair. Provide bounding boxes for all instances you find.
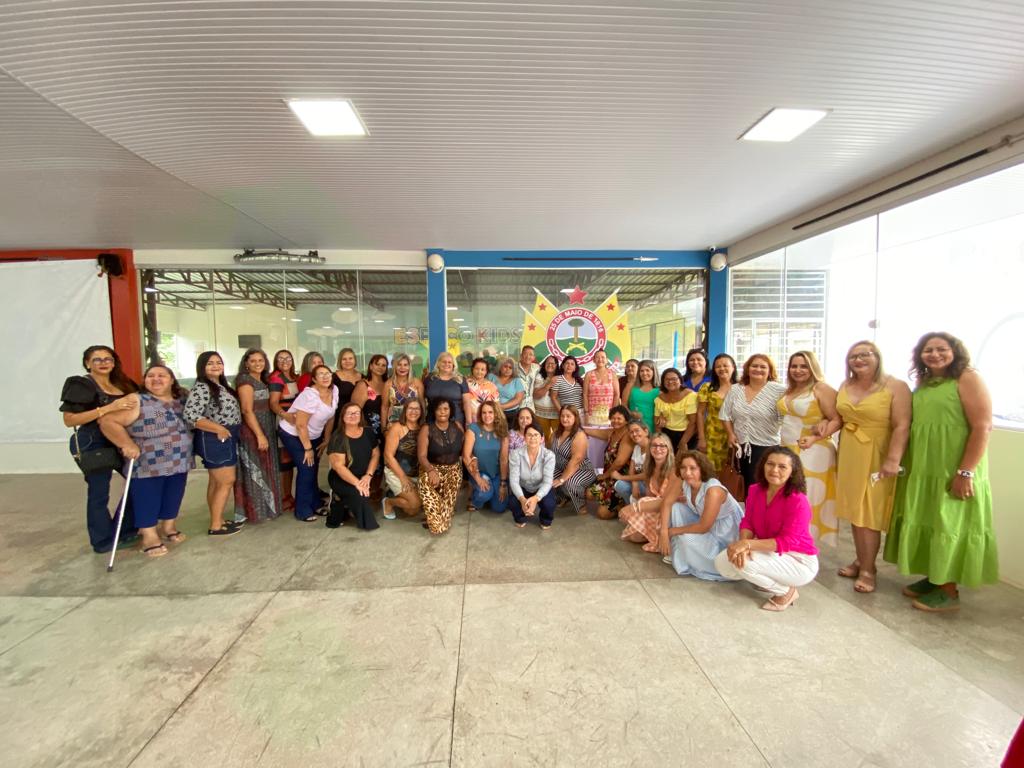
[786,350,825,392]
[643,433,675,488]
[431,351,464,384]
[844,340,885,383]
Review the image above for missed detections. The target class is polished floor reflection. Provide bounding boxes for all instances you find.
[1,472,1021,767]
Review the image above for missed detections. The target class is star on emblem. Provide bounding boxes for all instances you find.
[607,303,616,311]
[538,303,547,311]
[617,323,625,331]
[561,284,588,305]
[527,323,536,331]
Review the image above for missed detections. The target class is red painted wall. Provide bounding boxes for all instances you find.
[0,250,141,378]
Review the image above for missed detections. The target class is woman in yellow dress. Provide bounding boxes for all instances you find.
[778,351,840,547]
[834,341,911,594]
[696,354,737,471]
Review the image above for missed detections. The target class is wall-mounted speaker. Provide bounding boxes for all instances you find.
[97,253,124,276]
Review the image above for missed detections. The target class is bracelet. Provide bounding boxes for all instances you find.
[303,447,313,452]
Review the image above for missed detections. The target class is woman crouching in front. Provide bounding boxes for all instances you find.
[715,447,819,611]
[326,402,381,530]
[99,365,192,558]
[659,451,743,579]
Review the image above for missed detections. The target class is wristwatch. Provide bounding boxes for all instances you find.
[956,469,974,478]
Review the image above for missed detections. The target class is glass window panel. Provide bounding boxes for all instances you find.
[729,249,785,369]
[142,269,217,386]
[447,268,705,375]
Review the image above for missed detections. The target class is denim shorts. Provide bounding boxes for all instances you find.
[193,424,240,469]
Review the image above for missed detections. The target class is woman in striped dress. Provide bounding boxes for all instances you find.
[549,355,584,413]
[550,405,598,515]
[719,354,786,491]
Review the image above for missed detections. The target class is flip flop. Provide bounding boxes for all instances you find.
[162,531,187,544]
[762,587,799,611]
[142,544,168,558]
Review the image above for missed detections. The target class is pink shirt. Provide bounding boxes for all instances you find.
[741,484,818,556]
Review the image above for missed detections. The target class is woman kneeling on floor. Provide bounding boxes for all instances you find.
[508,423,557,529]
[714,447,819,611]
[619,432,674,552]
[326,403,381,530]
[659,450,743,580]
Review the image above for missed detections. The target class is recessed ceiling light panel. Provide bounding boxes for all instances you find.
[740,108,828,142]
[287,99,368,136]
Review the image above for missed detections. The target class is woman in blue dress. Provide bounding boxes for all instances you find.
[462,401,510,513]
[659,450,744,579]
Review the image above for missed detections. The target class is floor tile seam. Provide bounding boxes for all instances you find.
[637,578,775,768]
[448,510,474,767]
[813,582,1024,713]
[125,590,279,768]
[0,595,91,659]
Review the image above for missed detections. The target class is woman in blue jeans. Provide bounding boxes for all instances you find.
[59,345,139,553]
[184,351,243,536]
[279,364,338,521]
[462,401,509,513]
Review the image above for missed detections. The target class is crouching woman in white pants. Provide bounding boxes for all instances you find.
[715,447,819,611]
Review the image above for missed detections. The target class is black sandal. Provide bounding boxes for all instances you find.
[207,526,240,536]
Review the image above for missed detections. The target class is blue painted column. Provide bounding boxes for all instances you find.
[707,263,729,362]
[425,251,448,366]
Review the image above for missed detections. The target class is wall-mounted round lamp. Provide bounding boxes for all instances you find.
[427,252,445,273]
[709,252,728,272]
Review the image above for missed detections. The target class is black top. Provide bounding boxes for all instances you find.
[332,373,358,406]
[426,422,464,465]
[59,375,130,413]
[328,427,376,479]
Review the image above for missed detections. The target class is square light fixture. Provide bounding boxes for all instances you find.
[740,108,828,142]
[287,99,367,136]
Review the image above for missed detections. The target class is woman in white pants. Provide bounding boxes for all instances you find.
[715,446,819,611]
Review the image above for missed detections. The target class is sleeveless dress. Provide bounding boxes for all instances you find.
[697,383,730,471]
[669,478,743,580]
[234,373,283,522]
[551,432,597,514]
[466,377,499,423]
[591,429,629,509]
[835,386,895,532]
[779,390,838,546]
[587,373,616,426]
[883,379,999,587]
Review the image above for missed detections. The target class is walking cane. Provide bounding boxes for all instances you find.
[107,457,135,573]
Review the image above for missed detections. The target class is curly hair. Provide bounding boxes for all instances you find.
[675,450,716,482]
[910,331,972,382]
[754,447,807,495]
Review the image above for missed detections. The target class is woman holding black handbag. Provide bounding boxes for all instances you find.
[59,345,139,553]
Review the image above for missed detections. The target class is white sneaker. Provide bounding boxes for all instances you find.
[662,556,672,565]
[382,498,396,520]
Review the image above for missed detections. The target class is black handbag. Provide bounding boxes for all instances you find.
[71,425,122,475]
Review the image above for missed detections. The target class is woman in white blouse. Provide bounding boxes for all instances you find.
[508,423,557,529]
[719,354,786,490]
[279,364,338,522]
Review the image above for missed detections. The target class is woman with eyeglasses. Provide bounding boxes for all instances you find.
[834,341,911,595]
[268,349,299,512]
[508,424,557,529]
[619,432,675,552]
[184,351,244,536]
[60,345,140,553]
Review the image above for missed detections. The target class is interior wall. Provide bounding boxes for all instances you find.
[990,428,1023,588]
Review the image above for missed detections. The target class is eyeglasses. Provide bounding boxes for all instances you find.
[848,353,875,361]
[650,444,670,450]
[89,357,115,365]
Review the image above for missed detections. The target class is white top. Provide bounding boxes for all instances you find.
[630,444,646,474]
[718,382,785,446]
[532,372,558,418]
[279,385,338,440]
[514,361,540,411]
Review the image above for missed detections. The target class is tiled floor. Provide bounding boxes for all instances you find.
[1,472,1021,767]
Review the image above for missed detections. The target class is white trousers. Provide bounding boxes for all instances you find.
[714,549,819,596]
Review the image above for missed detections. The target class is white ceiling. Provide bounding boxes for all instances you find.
[1,0,1023,251]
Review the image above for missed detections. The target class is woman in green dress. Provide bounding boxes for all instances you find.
[622,359,660,433]
[884,332,998,612]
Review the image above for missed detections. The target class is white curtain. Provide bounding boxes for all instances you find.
[0,260,112,443]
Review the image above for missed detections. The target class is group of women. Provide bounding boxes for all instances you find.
[61,332,998,614]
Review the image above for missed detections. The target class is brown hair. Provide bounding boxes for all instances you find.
[910,332,972,383]
[401,397,425,428]
[740,354,778,385]
[557,405,583,441]
[477,401,509,439]
[675,450,716,482]
[644,433,676,488]
[754,447,807,495]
